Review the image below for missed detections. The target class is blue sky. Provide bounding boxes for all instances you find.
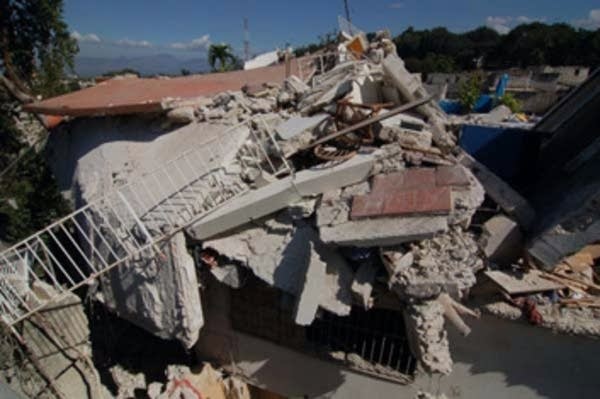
[65,0,600,59]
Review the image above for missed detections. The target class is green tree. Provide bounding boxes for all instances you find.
[0,0,78,99]
[458,72,484,113]
[0,0,75,243]
[208,44,238,72]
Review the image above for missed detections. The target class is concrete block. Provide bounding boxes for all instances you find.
[481,215,523,265]
[276,114,329,140]
[320,215,448,247]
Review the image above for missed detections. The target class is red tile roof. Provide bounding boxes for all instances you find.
[24,60,301,117]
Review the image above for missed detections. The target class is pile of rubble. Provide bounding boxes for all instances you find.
[155,31,499,377]
[42,28,598,384]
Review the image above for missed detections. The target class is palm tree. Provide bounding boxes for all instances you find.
[208,44,237,72]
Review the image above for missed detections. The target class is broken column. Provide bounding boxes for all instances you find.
[382,53,455,149]
[404,300,452,375]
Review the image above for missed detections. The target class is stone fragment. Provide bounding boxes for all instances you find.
[166,106,195,124]
[110,365,146,399]
[378,125,433,149]
[481,215,523,265]
[206,108,226,119]
[275,114,329,140]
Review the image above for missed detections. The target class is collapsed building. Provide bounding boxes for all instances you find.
[1,25,600,399]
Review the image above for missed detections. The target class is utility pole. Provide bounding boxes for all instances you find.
[243,17,250,61]
[343,0,351,25]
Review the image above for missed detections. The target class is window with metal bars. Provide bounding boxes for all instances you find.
[230,275,416,382]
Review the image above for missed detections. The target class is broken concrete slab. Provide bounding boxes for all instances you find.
[188,152,375,241]
[484,270,564,295]
[100,231,204,348]
[480,215,523,265]
[275,114,329,140]
[457,151,535,229]
[203,216,353,316]
[319,214,448,247]
[294,241,326,325]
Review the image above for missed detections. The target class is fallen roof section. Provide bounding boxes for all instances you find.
[23,59,301,117]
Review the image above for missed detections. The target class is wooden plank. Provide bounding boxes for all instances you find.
[485,269,564,295]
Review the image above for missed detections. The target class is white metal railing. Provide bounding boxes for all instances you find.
[0,116,290,330]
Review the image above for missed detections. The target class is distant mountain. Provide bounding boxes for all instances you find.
[74,54,209,77]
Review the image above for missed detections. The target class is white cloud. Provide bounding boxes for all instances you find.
[485,15,547,33]
[115,38,153,48]
[486,16,512,34]
[71,31,101,43]
[389,2,404,9]
[573,9,600,29]
[516,16,532,23]
[170,34,211,51]
[516,15,547,23]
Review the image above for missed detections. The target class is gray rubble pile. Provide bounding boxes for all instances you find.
[45,30,537,379]
[179,34,492,377]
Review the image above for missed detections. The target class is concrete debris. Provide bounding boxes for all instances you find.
[110,365,146,399]
[383,228,481,300]
[32,27,584,385]
[382,54,455,149]
[275,113,329,140]
[404,300,452,375]
[188,151,375,241]
[203,214,353,317]
[166,106,195,124]
[480,215,524,265]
